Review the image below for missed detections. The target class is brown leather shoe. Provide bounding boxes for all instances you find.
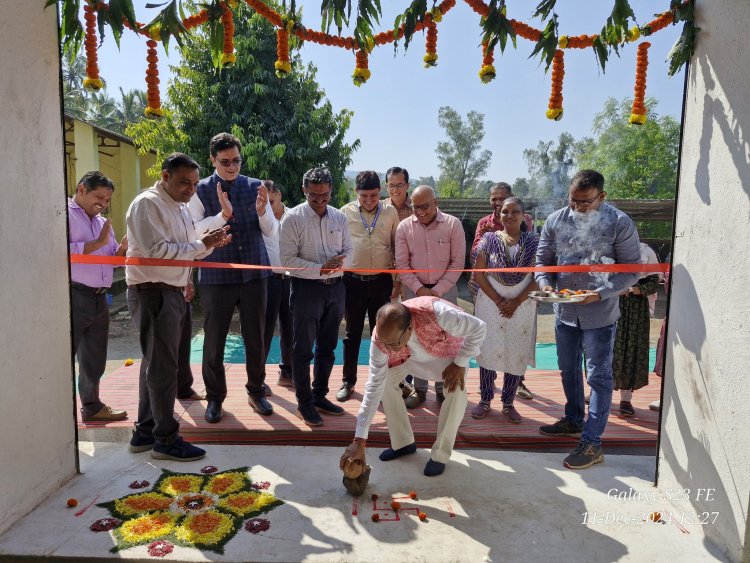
[82,405,127,422]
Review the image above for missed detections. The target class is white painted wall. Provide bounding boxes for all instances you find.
[658,2,750,562]
[0,3,77,534]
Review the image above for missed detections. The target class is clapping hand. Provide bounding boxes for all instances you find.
[217,183,233,220]
[201,226,232,249]
[256,184,269,215]
[321,255,345,276]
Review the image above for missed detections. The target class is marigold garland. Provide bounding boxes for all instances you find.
[352,49,371,86]
[423,21,438,68]
[275,26,292,78]
[221,4,237,68]
[546,49,564,121]
[478,41,496,84]
[629,42,651,124]
[82,3,103,91]
[144,40,164,118]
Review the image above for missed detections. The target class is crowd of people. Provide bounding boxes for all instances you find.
[68,131,663,473]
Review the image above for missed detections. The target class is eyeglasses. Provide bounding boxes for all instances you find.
[305,190,331,201]
[217,158,242,168]
[568,194,602,207]
[387,183,407,190]
[410,200,435,213]
[381,325,411,349]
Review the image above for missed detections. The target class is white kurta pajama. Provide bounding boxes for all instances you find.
[355,300,486,463]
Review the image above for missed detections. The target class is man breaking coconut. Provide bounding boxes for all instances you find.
[340,297,486,478]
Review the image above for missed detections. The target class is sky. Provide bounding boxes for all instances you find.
[94,0,686,183]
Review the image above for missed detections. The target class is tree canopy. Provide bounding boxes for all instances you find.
[435,106,492,198]
[126,1,359,207]
[575,97,680,198]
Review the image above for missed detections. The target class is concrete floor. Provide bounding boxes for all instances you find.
[0,443,727,562]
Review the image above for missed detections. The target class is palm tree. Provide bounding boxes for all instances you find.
[118,88,147,124]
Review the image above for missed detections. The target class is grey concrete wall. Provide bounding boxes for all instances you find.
[658,2,750,562]
[0,3,77,534]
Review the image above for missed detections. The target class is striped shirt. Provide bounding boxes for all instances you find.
[279,202,353,280]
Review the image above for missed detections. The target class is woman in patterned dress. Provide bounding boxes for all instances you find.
[471,197,539,423]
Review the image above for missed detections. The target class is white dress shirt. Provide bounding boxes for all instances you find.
[125,182,213,287]
[354,299,486,439]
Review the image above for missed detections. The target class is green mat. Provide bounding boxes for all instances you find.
[190,335,656,371]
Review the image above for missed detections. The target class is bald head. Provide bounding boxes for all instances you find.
[411,185,436,200]
[410,185,438,225]
[376,303,412,349]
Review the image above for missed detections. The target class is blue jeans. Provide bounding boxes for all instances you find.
[555,321,616,447]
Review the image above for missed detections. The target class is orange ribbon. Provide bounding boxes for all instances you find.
[70,254,670,274]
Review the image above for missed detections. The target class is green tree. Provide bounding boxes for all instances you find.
[575,97,680,198]
[512,177,531,198]
[435,106,492,198]
[522,132,577,198]
[127,1,358,207]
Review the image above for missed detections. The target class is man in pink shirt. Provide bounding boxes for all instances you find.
[68,171,128,421]
[471,182,534,254]
[395,185,466,407]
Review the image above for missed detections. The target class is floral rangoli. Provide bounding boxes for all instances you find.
[96,467,282,554]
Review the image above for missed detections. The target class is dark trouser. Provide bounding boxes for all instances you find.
[478,367,522,405]
[290,278,345,407]
[72,286,109,417]
[127,288,195,397]
[132,288,185,445]
[200,279,267,401]
[342,274,393,386]
[263,274,293,379]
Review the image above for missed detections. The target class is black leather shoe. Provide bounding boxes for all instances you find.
[205,400,223,423]
[248,393,274,416]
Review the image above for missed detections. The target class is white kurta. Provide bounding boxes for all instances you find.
[475,272,537,375]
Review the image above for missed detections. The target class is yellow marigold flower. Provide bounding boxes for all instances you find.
[144,106,165,118]
[221,52,237,68]
[558,35,569,49]
[478,64,496,84]
[228,0,239,8]
[83,77,104,91]
[205,472,246,496]
[546,108,564,121]
[423,53,438,68]
[431,7,443,22]
[124,358,134,366]
[118,512,178,545]
[628,27,641,42]
[174,510,235,546]
[148,25,162,41]
[352,68,371,86]
[628,113,647,125]
[159,474,203,496]
[274,60,292,78]
[286,19,295,33]
[365,36,375,52]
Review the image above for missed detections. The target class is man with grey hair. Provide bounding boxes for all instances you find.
[395,185,466,408]
[280,167,353,427]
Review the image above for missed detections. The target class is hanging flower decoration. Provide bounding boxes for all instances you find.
[423,20,438,68]
[94,468,282,554]
[478,41,496,83]
[274,22,293,78]
[629,42,651,124]
[221,4,237,68]
[144,40,164,118]
[82,3,103,91]
[352,49,371,86]
[66,0,691,123]
[546,49,564,120]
